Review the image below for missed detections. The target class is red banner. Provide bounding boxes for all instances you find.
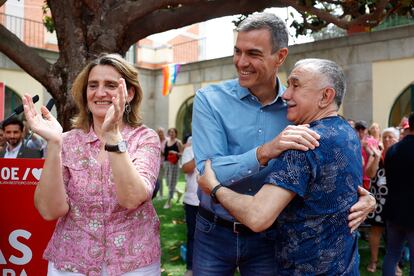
[0,158,56,276]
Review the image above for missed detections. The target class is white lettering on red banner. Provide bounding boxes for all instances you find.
[0,159,44,185]
[0,158,55,275]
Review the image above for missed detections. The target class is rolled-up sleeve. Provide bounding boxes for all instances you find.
[130,129,161,198]
[192,89,260,186]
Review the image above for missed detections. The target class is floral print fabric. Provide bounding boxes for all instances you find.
[266,117,361,275]
[43,125,161,276]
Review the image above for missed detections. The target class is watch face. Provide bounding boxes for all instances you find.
[118,141,127,152]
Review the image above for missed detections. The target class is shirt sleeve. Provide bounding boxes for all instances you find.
[130,129,161,198]
[265,150,312,197]
[181,147,194,165]
[192,89,260,186]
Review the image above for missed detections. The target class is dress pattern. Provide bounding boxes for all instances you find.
[43,126,161,276]
[367,158,387,226]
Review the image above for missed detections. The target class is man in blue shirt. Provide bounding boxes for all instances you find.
[192,12,374,275]
[198,58,361,275]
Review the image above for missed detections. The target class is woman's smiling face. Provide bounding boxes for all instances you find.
[86,65,122,122]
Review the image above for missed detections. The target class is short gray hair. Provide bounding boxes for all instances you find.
[382,127,400,140]
[294,58,346,108]
[237,12,289,53]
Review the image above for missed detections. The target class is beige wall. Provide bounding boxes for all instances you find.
[168,84,195,127]
[0,69,45,103]
[372,57,414,128]
[168,80,224,128]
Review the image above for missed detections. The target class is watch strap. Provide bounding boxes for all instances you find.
[104,140,127,152]
[210,184,224,203]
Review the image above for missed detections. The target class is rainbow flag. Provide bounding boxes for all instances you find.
[162,64,181,96]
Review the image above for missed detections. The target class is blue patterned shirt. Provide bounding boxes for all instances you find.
[265,116,361,275]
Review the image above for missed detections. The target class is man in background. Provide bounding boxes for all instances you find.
[0,117,42,158]
[382,112,414,275]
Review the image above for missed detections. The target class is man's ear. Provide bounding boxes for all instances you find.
[275,48,288,67]
[319,87,336,108]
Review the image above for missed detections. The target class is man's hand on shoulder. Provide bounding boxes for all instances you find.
[257,125,320,166]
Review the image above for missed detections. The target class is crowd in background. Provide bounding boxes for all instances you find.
[348,114,414,275]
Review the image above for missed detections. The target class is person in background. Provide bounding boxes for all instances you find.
[399,119,410,140]
[368,122,382,149]
[154,127,167,198]
[355,120,379,190]
[382,112,414,276]
[364,127,400,273]
[348,118,356,128]
[163,127,183,209]
[0,128,6,152]
[181,136,199,276]
[397,116,409,140]
[25,120,46,147]
[23,53,161,275]
[0,117,42,158]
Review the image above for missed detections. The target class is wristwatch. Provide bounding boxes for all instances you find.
[104,140,128,153]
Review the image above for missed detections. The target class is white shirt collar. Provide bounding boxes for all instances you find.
[4,142,22,158]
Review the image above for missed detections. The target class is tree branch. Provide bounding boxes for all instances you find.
[0,24,56,95]
[121,0,282,51]
[103,0,205,36]
[281,0,389,29]
[110,0,203,21]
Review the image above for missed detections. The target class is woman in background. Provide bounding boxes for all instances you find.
[368,122,382,149]
[163,127,183,209]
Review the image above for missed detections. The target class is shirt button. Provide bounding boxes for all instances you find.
[248,188,252,192]
[231,180,235,183]
[260,110,263,112]
[248,170,252,174]
[258,129,262,133]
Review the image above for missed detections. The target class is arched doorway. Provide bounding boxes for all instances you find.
[2,85,23,121]
[389,84,414,127]
[175,95,194,141]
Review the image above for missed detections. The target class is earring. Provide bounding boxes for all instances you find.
[125,102,131,123]
[125,102,131,114]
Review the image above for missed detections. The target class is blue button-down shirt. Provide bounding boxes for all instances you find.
[192,78,291,220]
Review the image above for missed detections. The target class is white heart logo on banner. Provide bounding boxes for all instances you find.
[31,168,43,181]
